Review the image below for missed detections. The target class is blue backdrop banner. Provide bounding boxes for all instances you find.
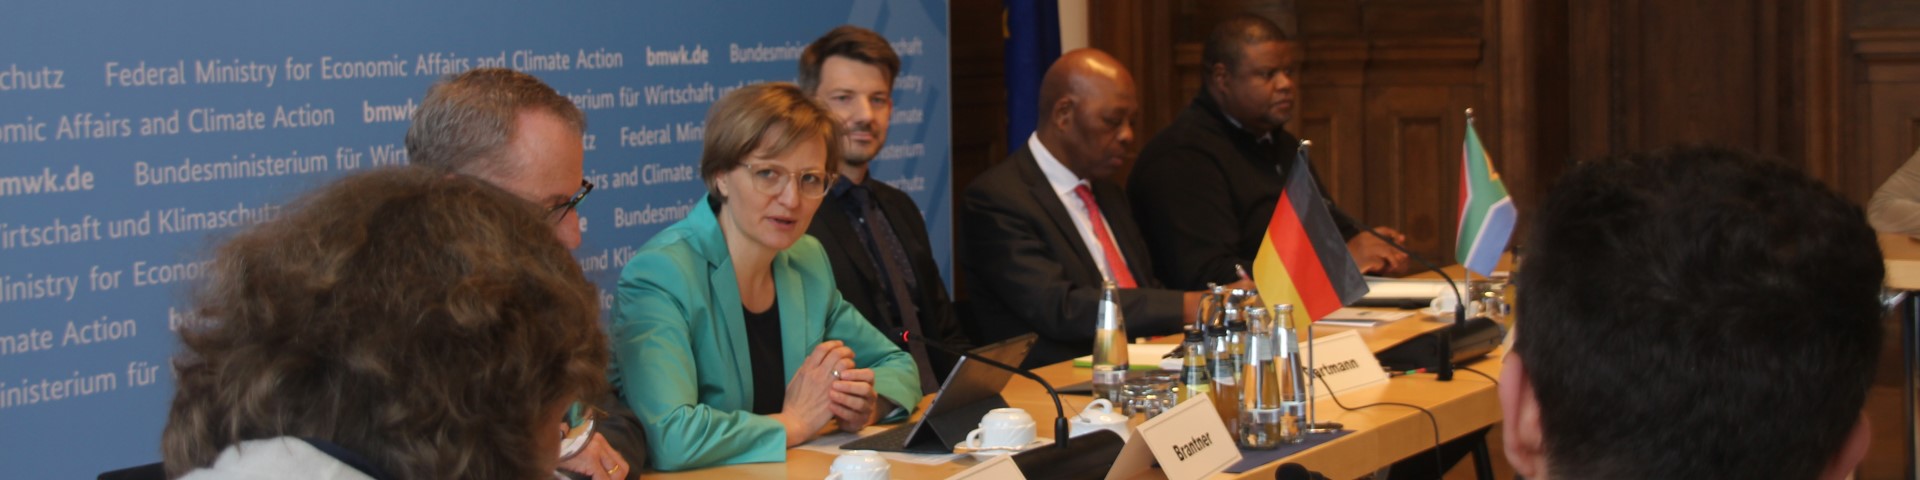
[0,1,950,477]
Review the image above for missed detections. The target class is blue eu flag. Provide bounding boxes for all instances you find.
[1004,0,1060,143]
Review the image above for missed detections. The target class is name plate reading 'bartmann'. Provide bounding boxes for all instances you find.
[1306,330,1388,397]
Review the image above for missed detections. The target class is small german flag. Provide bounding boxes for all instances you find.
[1252,142,1370,329]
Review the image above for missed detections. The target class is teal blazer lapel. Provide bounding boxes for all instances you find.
[688,195,756,408]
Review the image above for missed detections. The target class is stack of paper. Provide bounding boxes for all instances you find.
[1361,277,1453,300]
[1317,308,1417,328]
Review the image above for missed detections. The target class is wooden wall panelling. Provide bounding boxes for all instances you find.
[1518,0,1571,199]
[1481,0,1579,256]
[1491,0,1543,233]
[1359,82,1477,261]
[1565,0,1614,163]
[1757,1,1795,161]
[1856,30,1920,203]
[1297,39,1369,221]
[949,0,1007,177]
[1865,81,1920,195]
[1359,0,1483,38]
[1805,0,1847,192]
[1614,0,1646,151]
[1191,0,1299,40]
[1637,0,1761,149]
[1563,0,1817,163]
[1855,0,1920,29]
[947,0,1009,301]
[1173,44,1205,102]
[1355,39,1482,262]
[1363,86,1443,256]
[1296,0,1361,38]
[1091,0,1179,186]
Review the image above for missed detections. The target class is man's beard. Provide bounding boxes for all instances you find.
[844,145,877,166]
[844,131,881,166]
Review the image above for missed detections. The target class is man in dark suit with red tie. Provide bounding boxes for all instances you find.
[800,26,971,392]
[960,49,1247,368]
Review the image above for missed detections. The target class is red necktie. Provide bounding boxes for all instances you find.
[1073,185,1138,288]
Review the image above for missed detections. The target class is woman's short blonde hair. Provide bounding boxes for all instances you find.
[162,167,608,479]
[698,82,844,202]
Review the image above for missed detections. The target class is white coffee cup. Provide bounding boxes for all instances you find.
[1069,398,1129,440]
[963,407,1036,450]
[825,449,890,480]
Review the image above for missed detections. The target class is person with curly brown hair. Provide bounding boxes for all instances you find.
[162,167,609,479]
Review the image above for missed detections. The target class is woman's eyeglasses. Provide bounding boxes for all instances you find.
[741,164,833,199]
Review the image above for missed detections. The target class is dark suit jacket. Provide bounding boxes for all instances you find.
[959,145,1187,368]
[1129,90,1362,290]
[807,178,970,383]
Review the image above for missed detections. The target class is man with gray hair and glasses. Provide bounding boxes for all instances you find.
[407,67,638,479]
[409,67,593,250]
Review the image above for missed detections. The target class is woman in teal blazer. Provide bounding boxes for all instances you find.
[611,83,921,471]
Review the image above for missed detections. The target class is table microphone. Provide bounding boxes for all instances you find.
[916,338,1127,480]
[1331,206,1465,381]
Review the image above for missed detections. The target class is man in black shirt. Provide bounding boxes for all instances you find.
[1130,14,1408,291]
[1131,16,1471,479]
[799,26,970,392]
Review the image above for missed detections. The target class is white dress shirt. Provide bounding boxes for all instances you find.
[1028,134,1129,284]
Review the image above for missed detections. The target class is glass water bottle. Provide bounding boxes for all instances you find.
[1238,304,1307,448]
[1091,280,1129,404]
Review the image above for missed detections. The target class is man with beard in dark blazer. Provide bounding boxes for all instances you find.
[800,26,969,392]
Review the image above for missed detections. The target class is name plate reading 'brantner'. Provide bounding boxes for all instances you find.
[1106,392,1241,480]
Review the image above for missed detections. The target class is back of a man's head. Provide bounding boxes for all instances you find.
[1510,146,1883,479]
[406,68,585,179]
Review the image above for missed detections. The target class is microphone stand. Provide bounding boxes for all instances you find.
[1304,319,1341,433]
[1358,227,1463,381]
[1299,140,1464,381]
[916,339,1071,448]
[1304,158,1464,381]
[917,338,1127,480]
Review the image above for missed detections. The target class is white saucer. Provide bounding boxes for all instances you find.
[963,438,1052,461]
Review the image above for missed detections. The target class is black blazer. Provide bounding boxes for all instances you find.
[807,178,970,382]
[958,145,1186,368]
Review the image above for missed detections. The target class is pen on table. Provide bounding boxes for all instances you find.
[1386,368,1429,377]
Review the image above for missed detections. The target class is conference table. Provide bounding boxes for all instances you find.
[646,306,1506,479]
